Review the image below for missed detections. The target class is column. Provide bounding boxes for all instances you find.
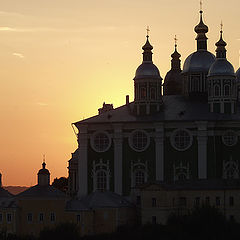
[155,123,164,181]
[113,124,123,195]
[196,121,208,179]
[77,125,88,199]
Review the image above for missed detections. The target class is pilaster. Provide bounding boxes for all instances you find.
[155,123,164,181]
[113,124,123,195]
[77,125,88,199]
[196,121,208,179]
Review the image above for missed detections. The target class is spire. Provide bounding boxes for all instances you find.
[215,22,227,59]
[194,1,208,51]
[142,26,153,62]
[42,154,46,169]
[171,35,181,69]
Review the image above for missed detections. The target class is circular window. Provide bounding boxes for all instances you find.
[91,131,111,152]
[129,130,150,152]
[222,131,237,147]
[171,129,192,151]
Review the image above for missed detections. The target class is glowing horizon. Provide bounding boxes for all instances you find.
[0,0,240,186]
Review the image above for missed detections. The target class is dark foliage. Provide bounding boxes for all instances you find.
[39,222,80,240]
[51,177,68,192]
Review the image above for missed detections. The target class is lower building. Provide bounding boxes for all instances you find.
[133,179,240,225]
[0,164,136,237]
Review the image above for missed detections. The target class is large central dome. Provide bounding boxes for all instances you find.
[182,50,215,73]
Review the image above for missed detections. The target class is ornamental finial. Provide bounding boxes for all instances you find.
[146,26,150,37]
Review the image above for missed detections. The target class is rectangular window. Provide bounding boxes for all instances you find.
[195,197,200,207]
[50,213,55,222]
[136,196,141,205]
[0,213,2,223]
[152,216,157,224]
[76,214,81,223]
[179,197,187,207]
[27,213,33,222]
[7,213,12,223]
[152,198,156,207]
[205,197,210,205]
[229,197,234,207]
[216,197,220,206]
[39,213,44,222]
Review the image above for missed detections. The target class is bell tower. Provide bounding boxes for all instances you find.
[133,29,163,115]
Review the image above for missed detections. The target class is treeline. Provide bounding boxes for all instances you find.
[1,206,240,240]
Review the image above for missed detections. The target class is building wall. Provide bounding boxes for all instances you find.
[0,208,17,235]
[140,186,240,225]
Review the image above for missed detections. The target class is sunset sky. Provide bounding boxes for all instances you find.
[0,0,240,186]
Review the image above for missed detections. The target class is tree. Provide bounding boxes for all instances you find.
[52,177,68,192]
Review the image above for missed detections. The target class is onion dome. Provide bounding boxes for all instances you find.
[134,35,162,80]
[164,38,182,95]
[182,9,215,73]
[208,29,235,77]
[236,68,240,81]
[38,161,50,186]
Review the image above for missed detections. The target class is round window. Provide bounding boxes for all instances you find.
[222,131,237,147]
[91,131,111,152]
[129,130,150,152]
[171,129,192,151]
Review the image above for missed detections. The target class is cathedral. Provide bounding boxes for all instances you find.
[68,8,240,199]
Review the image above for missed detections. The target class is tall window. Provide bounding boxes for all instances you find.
[6,213,12,223]
[140,87,147,99]
[229,197,234,206]
[135,170,145,186]
[0,213,2,223]
[224,85,230,96]
[216,197,220,206]
[97,170,107,191]
[152,198,157,207]
[214,85,220,96]
[76,214,81,223]
[150,88,156,100]
[27,213,33,222]
[50,213,55,222]
[39,213,44,222]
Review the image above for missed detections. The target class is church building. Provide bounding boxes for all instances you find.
[68,8,240,199]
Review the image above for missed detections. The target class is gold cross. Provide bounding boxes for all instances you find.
[146,26,150,36]
[200,0,203,11]
[220,21,223,31]
[174,35,178,46]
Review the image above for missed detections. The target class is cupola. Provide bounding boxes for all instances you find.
[133,29,163,115]
[163,36,182,95]
[208,25,237,114]
[182,5,215,99]
[37,160,50,186]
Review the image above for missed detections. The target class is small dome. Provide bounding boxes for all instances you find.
[208,59,235,77]
[134,62,161,80]
[236,68,240,80]
[38,168,50,175]
[194,11,208,34]
[182,51,215,73]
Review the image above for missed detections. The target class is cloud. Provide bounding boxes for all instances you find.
[0,27,17,31]
[13,53,24,58]
[0,11,25,17]
[36,102,48,106]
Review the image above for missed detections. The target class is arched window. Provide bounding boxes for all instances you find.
[150,88,156,100]
[135,170,145,186]
[224,85,230,96]
[96,170,107,191]
[214,85,220,96]
[140,87,146,99]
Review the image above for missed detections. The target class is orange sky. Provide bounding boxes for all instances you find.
[0,0,240,186]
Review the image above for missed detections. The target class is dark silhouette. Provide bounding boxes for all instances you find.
[51,177,68,193]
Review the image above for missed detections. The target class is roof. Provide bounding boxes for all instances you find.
[80,191,133,208]
[0,187,13,199]
[138,179,240,191]
[16,185,66,199]
[74,95,240,126]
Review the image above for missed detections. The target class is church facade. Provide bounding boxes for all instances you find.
[68,9,240,199]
